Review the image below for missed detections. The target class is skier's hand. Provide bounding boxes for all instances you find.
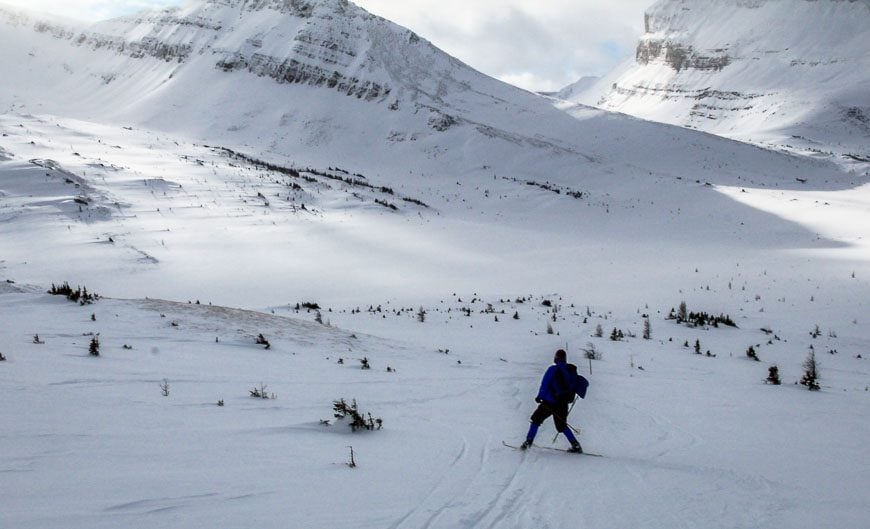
[535,397,542,404]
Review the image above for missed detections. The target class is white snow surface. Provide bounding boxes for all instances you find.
[0,1,869,528]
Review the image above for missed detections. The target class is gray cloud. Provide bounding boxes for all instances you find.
[356,0,652,91]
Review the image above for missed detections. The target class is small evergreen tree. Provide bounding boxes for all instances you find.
[800,350,820,390]
[643,318,651,340]
[417,307,426,323]
[694,339,701,354]
[678,301,688,322]
[89,335,100,356]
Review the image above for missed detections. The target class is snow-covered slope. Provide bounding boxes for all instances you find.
[552,75,600,100]
[1,2,869,528]
[573,0,870,173]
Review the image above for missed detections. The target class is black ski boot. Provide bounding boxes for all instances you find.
[567,442,583,454]
[520,439,533,450]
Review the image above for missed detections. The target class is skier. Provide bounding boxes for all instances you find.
[521,349,588,453]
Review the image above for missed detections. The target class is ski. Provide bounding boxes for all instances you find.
[502,441,603,457]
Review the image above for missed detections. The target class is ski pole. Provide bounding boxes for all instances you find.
[542,401,581,436]
[551,396,579,443]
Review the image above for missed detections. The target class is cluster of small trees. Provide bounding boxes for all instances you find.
[668,302,736,328]
[333,399,383,432]
[761,351,819,390]
[49,282,98,305]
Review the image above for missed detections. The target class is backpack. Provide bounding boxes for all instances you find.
[555,363,589,401]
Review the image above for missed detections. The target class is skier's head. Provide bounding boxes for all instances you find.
[554,349,567,363]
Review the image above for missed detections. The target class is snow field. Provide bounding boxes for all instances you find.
[1,278,868,528]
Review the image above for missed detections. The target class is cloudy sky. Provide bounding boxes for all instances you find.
[0,0,652,92]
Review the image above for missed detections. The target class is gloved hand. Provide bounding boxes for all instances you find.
[535,397,542,404]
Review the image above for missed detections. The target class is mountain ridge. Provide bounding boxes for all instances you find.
[570,0,870,174]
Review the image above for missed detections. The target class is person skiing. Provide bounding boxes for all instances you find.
[521,349,588,453]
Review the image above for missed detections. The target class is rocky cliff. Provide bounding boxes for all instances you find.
[572,0,870,173]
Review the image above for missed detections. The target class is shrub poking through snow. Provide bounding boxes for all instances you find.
[766,366,781,385]
[746,346,760,361]
[256,333,271,349]
[332,398,383,432]
[160,379,170,397]
[89,335,100,356]
[801,350,820,390]
[250,383,275,399]
[582,342,602,361]
[0,352,6,361]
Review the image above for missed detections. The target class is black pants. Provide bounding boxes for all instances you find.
[530,400,570,432]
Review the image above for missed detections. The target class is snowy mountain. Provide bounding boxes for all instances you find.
[571,0,870,173]
[0,0,855,185]
[1,2,869,529]
[552,75,600,100]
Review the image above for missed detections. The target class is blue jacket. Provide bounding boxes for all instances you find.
[537,360,589,404]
